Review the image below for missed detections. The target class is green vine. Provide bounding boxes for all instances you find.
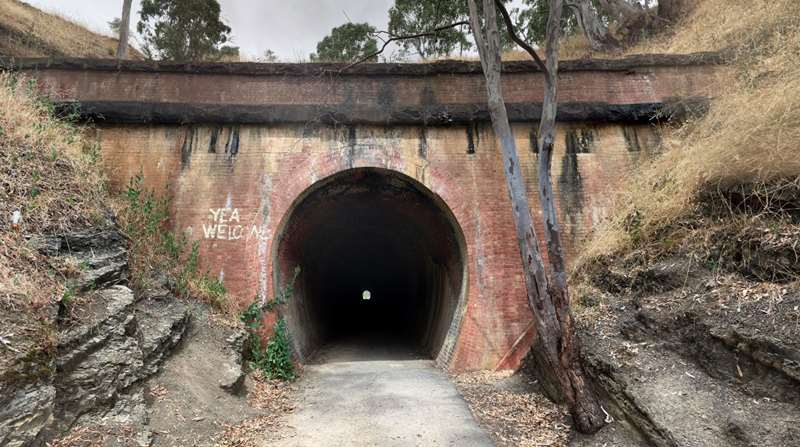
[240,267,300,381]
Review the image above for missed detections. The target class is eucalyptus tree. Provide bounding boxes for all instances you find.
[467,0,607,433]
[388,0,472,59]
[137,0,232,61]
[311,23,379,63]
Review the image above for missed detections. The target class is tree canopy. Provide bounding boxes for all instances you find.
[137,0,232,61]
[310,23,379,63]
[388,0,471,60]
[514,0,582,45]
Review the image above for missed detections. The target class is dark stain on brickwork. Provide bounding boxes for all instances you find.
[180,127,194,170]
[302,123,318,139]
[565,128,595,154]
[347,126,357,167]
[529,126,540,154]
[225,126,240,158]
[377,81,395,108]
[341,83,355,109]
[622,126,641,152]
[419,127,428,159]
[466,125,476,154]
[420,83,436,107]
[208,127,220,153]
[559,127,591,241]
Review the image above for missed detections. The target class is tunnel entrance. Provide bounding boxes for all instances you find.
[273,168,466,363]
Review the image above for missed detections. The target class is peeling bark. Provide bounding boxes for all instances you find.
[468,0,606,434]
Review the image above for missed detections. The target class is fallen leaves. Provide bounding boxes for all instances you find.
[213,373,296,447]
[453,371,571,447]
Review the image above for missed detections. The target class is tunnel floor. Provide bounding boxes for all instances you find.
[309,335,426,364]
[274,168,466,363]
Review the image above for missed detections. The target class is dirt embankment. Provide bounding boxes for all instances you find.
[554,0,800,444]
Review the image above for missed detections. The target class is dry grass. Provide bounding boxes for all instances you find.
[0,0,142,59]
[576,0,800,268]
[0,72,106,309]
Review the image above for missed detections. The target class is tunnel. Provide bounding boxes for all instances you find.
[273,168,467,363]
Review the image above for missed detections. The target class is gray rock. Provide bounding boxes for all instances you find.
[134,298,190,378]
[0,383,55,447]
[3,226,192,446]
[28,228,129,291]
[52,286,144,433]
[219,328,248,394]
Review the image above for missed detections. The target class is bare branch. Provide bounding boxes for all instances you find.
[493,0,548,74]
[338,20,470,72]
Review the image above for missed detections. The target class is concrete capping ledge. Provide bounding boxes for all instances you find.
[55,98,709,125]
[3,52,728,77]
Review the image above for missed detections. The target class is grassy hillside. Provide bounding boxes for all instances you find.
[0,0,142,59]
[0,72,108,377]
[0,74,107,308]
[574,0,800,274]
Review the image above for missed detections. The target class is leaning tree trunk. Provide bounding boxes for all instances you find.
[532,0,606,433]
[116,0,133,59]
[468,0,606,433]
[565,0,620,51]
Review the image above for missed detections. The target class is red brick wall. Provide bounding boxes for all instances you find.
[19,57,727,371]
[93,122,663,371]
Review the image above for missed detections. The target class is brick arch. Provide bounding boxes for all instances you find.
[262,150,470,367]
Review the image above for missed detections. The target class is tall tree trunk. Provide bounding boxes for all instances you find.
[533,0,606,434]
[468,0,605,434]
[116,0,133,60]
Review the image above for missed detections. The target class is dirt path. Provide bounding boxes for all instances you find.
[268,358,493,446]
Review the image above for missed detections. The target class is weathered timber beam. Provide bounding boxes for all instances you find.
[54,99,709,126]
[2,52,729,77]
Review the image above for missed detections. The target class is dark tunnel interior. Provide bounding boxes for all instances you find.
[274,168,465,362]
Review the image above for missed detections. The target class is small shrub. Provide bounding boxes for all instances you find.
[256,317,296,381]
[119,173,232,309]
[240,268,300,381]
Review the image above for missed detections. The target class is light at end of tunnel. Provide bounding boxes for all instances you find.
[362,290,371,300]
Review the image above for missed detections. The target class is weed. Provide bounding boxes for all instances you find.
[259,317,295,381]
[240,268,300,381]
[119,172,236,310]
[194,273,227,307]
[704,257,719,271]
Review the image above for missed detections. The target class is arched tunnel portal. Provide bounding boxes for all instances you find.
[273,168,467,363]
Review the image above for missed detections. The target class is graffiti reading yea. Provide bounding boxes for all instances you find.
[203,208,266,241]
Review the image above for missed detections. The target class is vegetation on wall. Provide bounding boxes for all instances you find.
[240,267,300,381]
[118,172,228,308]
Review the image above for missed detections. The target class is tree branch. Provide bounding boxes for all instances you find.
[339,20,470,72]
[494,0,548,74]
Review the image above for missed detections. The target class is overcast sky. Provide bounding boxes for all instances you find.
[25,0,399,61]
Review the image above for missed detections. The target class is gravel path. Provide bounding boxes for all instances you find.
[267,356,493,446]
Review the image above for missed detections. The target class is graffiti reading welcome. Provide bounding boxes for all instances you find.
[203,208,267,241]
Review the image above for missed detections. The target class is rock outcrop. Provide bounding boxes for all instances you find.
[0,227,191,447]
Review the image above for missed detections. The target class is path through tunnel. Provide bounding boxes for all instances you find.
[274,168,466,364]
